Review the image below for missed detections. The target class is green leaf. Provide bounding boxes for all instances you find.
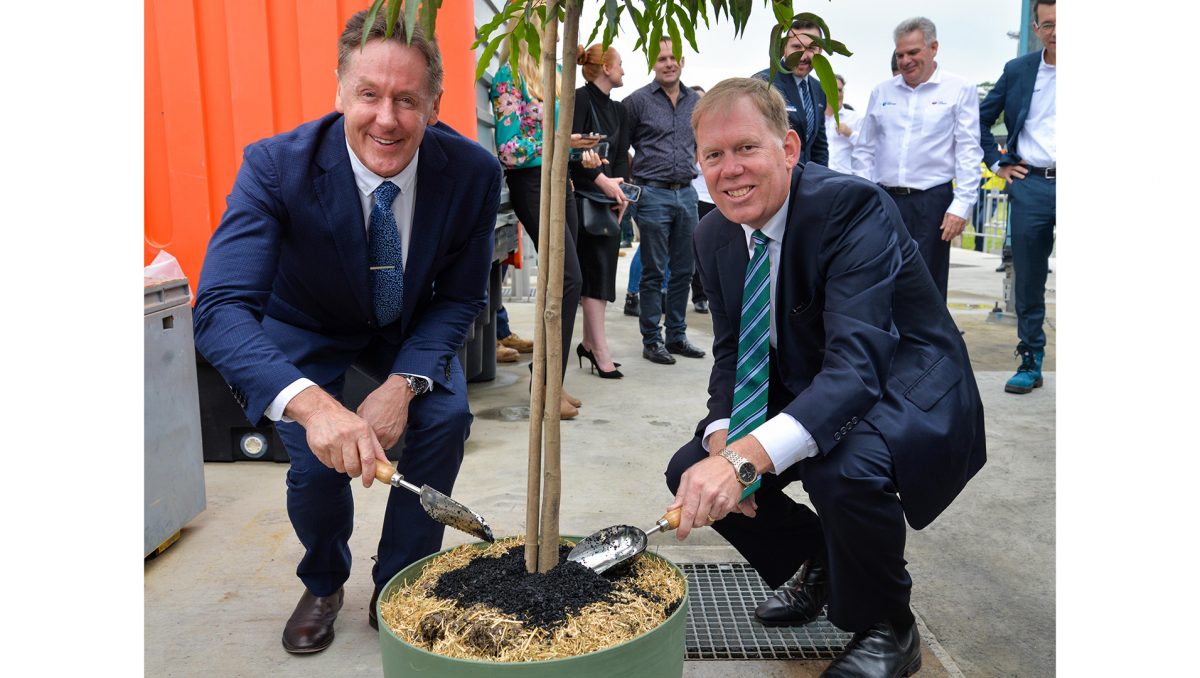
[420,0,441,42]
[667,14,682,63]
[810,53,840,126]
[386,0,402,40]
[772,1,794,28]
[508,33,521,89]
[362,0,386,50]
[473,3,515,48]
[475,35,504,82]
[647,20,663,72]
[768,22,782,81]
[524,19,541,63]
[586,9,604,45]
[824,38,853,58]
[671,3,699,52]
[403,0,418,44]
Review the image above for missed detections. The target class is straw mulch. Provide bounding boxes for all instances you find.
[378,537,686,662]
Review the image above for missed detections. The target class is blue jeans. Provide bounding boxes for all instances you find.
[627,248,669,295]
[1008,174,1056,350]
[636,185,698,345]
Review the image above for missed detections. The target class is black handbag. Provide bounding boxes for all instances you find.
[575,189,619,237]
[574,94,621,237]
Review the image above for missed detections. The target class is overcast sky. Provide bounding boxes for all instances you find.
[575,1,1029,107]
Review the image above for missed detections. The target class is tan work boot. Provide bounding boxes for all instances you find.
[496,341,519,363]
[499,332,534,353]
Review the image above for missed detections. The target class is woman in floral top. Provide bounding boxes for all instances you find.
[488,21,598,420]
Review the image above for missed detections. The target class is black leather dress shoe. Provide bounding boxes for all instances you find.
[693,299,709,313]
[665,339,706,359]
[643,342,676,364]
[368,586,381,630]
[754,559,828,626]
[282,588,344,654]
[821,620,921,678]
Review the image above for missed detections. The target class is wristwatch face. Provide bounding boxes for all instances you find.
[737,461,757,485]
[406,376,429,395]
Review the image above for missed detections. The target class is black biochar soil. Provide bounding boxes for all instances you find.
[431,544,620,630]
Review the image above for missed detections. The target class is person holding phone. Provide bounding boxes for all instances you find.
[570,43,632,379]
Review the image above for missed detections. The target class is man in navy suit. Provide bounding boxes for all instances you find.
[979,0,1057,394]
[665,78,985,676]
[754,19,829,167]
[193,11,502,654]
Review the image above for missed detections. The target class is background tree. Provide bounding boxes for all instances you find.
[367,0,849,573]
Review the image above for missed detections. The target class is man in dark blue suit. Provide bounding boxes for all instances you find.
[753,19,829,167]
[979,0,1057,394]
[193,11,501,654]
[665,78,985,677]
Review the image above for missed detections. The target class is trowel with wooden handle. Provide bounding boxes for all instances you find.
[374,460,495,543]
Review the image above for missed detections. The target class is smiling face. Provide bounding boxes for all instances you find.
[335,39,442,177]
[894,30,938,88]
[695,98,800,230]
[652,40,683,87]
[783,27,822,79]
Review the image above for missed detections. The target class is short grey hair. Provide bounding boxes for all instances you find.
[337,9,444,97]
[894,17,937,46]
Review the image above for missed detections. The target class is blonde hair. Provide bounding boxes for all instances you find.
[692,77,790,141]
[576,43,618,83]
[497,9,559,101]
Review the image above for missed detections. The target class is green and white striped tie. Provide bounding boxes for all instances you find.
[728,230,770,498]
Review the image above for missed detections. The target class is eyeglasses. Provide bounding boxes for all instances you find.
[1036,22,1055,32]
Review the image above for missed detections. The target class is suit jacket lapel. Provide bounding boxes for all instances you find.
[774,71,807,136]
[777,166,807,330]
[1012,54,1040,155]
[402,126,450,326]
[314,116,374,322]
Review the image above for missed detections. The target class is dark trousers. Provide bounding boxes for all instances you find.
[505,167,582,382]
[888,182,954,300]
[275,344,472,596]
[1009,174,1056,350]
[691,201,717,303]
[636,184,699,345]
[665,366,912,632]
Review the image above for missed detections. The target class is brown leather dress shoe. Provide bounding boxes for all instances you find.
[496,341,519,363]
[499,332,534,353]
[282,588,344,654]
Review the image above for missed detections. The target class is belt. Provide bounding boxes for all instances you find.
[1025,166,1056,179]
[636,178,689,190]
[881,181,951,196]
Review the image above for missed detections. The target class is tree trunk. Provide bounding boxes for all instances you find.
[524,4,562,574]
[536,0,582,574]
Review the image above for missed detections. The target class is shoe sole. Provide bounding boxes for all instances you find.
[900,655,922,676]
[753,614,820,628]
[1004,377,1043,394]
[282,632,335,654]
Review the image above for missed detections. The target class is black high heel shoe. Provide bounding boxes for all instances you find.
[576,344,623,379]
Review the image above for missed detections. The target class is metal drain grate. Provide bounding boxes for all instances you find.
[681,562,852,660]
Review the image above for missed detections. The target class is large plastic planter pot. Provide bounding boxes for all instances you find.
[378,537,688,677]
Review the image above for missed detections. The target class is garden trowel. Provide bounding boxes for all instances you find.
[567,508,683,574]
[374,460,495,543]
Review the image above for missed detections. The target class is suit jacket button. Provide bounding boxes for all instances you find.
[852,416,858,424]
[834,432,841,441]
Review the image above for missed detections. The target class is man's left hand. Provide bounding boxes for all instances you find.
[356,375,415,450]
[940,213,967,242]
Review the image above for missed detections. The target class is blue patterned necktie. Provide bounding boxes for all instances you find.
[729,230,772,445]
[797,77,816,139]
[368,181,404,325]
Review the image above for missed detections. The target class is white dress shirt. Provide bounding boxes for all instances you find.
[851,67,983,219]
[692,161,713,205]
[265,145,426,423]
[1009,50,1056,169]
[701,194,821,475]
[825,106,862,174]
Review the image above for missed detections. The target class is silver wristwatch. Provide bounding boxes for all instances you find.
[717,448,757,487]
[401,374,431,396]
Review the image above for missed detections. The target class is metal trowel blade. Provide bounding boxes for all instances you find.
[418,485,495,543]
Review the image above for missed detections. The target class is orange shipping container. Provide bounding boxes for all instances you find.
[144,0,479,289]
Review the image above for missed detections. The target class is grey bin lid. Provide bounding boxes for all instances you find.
[144,278,191,315]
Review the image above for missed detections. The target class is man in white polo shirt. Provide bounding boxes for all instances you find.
[852,16,982,300]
